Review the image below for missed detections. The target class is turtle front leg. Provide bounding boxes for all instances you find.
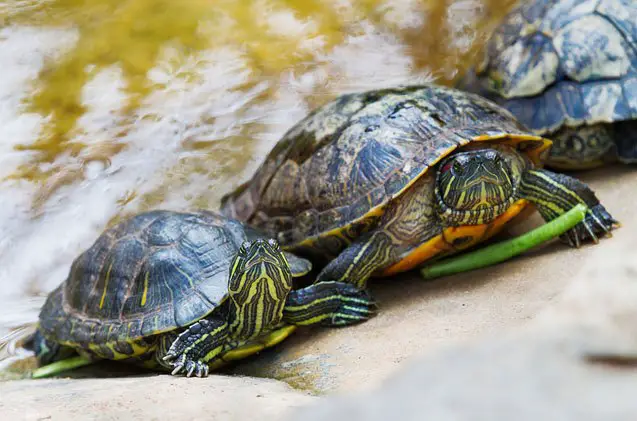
[315,231,397,290]
[284,230,398,327]
[283,281,376,327]
[519,169,619,247]
[159,318,229,377]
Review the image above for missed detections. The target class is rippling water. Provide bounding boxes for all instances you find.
[0,0,517,373]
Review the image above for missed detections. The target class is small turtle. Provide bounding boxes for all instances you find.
[30,210,373,377]
[460,0,637,170]
[221,85,617,300]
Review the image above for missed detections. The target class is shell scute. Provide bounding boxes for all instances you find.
[624,77,637,115]
[469,0,637,133]
[554,15,629,82]
[555,81,588,124]
[598,0,637,49]
[540,0,599,34]
[39,211,255,345]
[222,85,546,250]
[582,81,623,122]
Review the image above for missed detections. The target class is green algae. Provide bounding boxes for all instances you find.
[3,0,519,187]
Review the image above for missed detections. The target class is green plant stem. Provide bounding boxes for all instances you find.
[421,204,588,280]
[31,355,93,379]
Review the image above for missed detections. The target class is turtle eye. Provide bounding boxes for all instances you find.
[238,241,250,256]
[267,239,280,250]
[452,161,464,175]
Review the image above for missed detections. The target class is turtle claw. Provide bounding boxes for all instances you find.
[319,282,377,327]
[195,363,205,378]
[163,318,227,377]
[169,356,210,378]
[171,361,185,376]
[186,361,196,377]
[561,204,618,248]
[285,281,377,328]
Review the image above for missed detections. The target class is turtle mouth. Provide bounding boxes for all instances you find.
[244,256,280,271]
[463,175,503,190]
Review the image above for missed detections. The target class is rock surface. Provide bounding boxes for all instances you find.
[285,204,637,421]
[1,166,636,420]
[286,327,637,421]
[0,374,316,421]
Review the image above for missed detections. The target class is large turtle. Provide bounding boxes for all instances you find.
[459,0,637,170]
[30,210,373,377]
[220,85,617,298]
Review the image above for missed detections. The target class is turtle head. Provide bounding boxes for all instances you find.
[435,148,516,225]
[227,238,293,340]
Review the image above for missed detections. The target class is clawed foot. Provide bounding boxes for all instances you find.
[160,319,227,378]
[285,281,378,327]
[562,203,619,248]
[323,282,377,326]
[163,352,210,377]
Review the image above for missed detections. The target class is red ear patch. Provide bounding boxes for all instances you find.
[441,161,453,173]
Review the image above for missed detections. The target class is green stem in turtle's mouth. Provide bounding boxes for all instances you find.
[421,204,588,279]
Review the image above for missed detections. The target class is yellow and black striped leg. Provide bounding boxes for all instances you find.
[519,169,619,247]
[316,231,396,290]
[160,318,229,377]
[283,281,376,327]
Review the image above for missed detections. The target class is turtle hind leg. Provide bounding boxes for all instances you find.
[284,281,376,327]
[160,318,229,378]
[28,329,77,365]
[614,120,637,164]
[519,169,619,247]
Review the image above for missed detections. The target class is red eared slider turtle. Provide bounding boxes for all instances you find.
[30,210,374,377]
[460,0,637,170]
[220,85,617,297]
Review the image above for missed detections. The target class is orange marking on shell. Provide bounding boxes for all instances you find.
[472,134,552,167]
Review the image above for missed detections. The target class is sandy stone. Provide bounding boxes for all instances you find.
[0,374,316,421]
[285,193,637,421]
[286,327,637,421]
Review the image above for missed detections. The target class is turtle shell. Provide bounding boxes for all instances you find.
[470,0,637,134]
[38,210,306,348]
[220,85,550,252]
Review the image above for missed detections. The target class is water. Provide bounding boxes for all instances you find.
[0,0,518,373]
